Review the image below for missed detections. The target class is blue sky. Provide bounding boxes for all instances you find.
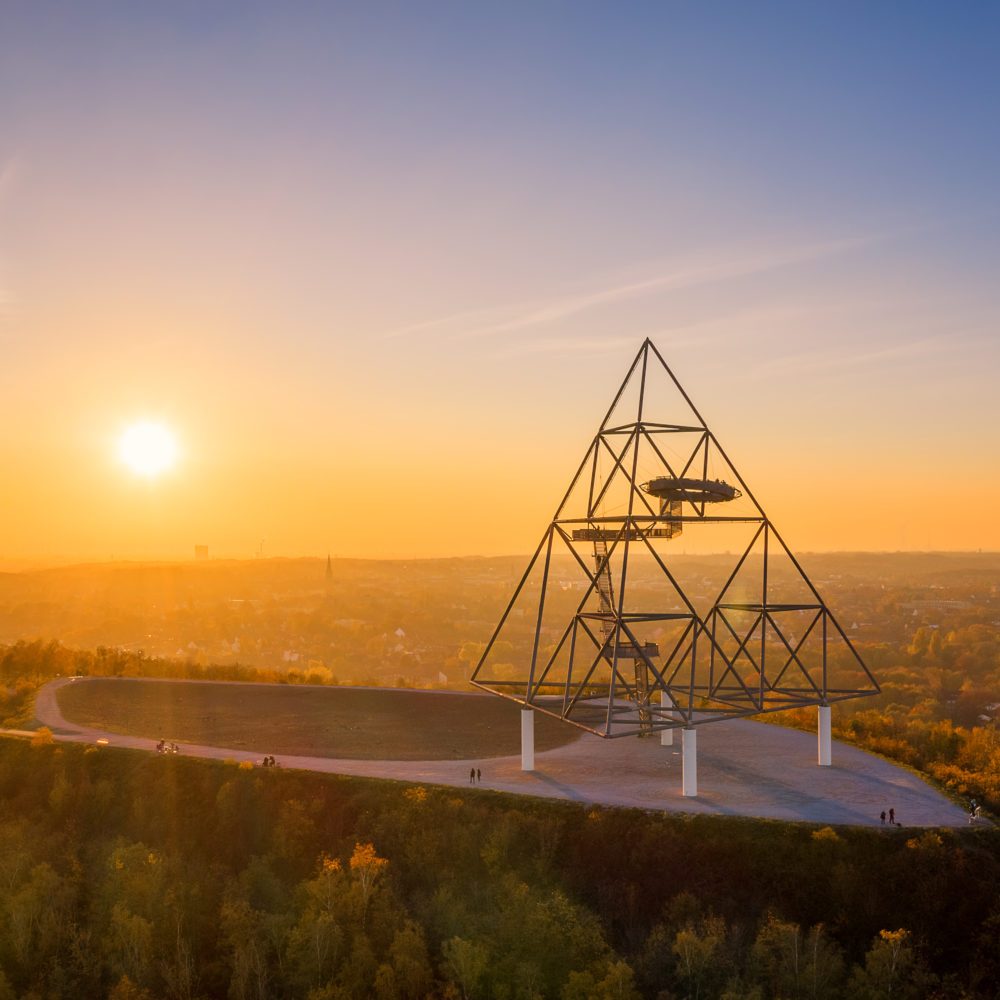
[1,2,998,558]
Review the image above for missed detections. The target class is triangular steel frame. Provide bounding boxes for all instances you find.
[471,339,880,738]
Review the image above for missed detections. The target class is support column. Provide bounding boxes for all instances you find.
[682,727,697,797]
[818,705,832,766]
[660,691,674,746]
[521,709,535,771]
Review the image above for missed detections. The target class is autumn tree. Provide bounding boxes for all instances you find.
[349,842,389,928]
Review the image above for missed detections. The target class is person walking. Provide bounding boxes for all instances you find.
[476,768,481,783]
[889,807,896,825]
[469,766,475,785]
[880,810,886,825]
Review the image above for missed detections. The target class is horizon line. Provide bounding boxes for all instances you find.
[2,548,998,573]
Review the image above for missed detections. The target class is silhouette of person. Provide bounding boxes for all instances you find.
[477,768,481,783]
[880,811,886,825]
[889,808,895,825]
[469,767,475,784]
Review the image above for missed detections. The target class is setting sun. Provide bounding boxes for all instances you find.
[118,421,179,478]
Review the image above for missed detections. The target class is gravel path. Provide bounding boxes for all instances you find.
[33,677,973,828]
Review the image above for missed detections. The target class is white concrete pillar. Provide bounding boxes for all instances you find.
[818,705,832,766]
[521,709,535,771]
[682,727,698,797]
[660,691,674,746]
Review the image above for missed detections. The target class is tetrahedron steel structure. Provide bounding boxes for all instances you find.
[471,339,879,738]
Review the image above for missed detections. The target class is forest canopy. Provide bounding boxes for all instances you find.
[0,739,998,999]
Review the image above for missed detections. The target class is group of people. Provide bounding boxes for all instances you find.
[469,766,482,784]
[155,740,179,755]
[260,755,278,768]
[882,800,986,827]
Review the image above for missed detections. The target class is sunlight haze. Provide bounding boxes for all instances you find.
[2,3,998,561]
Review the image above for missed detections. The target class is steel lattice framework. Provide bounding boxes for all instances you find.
[471,339,880,738]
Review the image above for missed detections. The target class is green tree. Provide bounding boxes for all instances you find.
[109,903,154,985]
[848,929,933,999]
[286,856,348,991]
[753,914,844,999]
[442,937,489,1000]
[386,920,433,1000]
[672,916,726,1000]
[562,960,641,1000]
[4,862,70,970]
[220,899,273,1000]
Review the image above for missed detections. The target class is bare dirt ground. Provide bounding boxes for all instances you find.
[35,677,973,828]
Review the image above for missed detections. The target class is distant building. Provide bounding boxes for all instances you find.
[194,545,209,560]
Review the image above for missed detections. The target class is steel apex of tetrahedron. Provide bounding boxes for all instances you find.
[470,339,880,739]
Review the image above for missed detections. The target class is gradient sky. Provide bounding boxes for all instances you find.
[1,2,999,562]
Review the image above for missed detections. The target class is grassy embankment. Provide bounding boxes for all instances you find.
[52,677,577,759]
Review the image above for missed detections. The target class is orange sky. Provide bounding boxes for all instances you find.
[2,6,999,562]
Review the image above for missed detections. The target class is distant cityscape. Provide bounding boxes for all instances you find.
[1,553,997,720]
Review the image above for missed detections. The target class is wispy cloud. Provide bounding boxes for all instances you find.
[489,315,735,359]
[491,334,646,358]
[383,234,880,342]
[747,334,969,380]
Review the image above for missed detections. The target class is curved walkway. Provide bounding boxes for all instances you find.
[33,677,973,828]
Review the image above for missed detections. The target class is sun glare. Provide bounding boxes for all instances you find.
[118,421,179,478]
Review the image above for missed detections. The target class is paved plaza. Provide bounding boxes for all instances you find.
[31,678,972,827]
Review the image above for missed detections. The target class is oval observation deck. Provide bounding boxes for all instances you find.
[642,477,742,504]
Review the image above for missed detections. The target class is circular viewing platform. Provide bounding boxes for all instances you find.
[642,476,742,503]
